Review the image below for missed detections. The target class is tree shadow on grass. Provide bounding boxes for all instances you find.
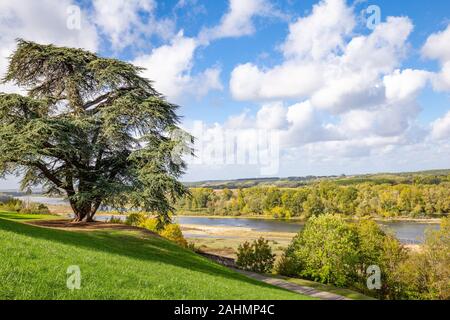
[0,218,299,298]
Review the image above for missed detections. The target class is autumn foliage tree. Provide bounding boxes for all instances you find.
[0,40,192,223]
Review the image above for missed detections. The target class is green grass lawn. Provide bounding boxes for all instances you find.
[0,210,62,221]
[0,213,311,300]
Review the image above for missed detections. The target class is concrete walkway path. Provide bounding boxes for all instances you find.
[236,269,350,300]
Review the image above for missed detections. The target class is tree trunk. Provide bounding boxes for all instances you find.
[70,200,93,223]
[86,199,102,222]
[69,198,102,223]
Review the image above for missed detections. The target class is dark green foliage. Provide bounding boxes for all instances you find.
[0,40,192,224]
[236,237,276,273]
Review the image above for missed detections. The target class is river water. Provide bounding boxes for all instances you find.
[175,216,439,244]
[17,196,440,244]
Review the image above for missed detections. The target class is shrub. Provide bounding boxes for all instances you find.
[395,217,450,300]
[126,212,188,247]
[107,216,124,224]
[125,212,148,226]
[237,237,275,273]
[275,237,302,276]
[0,198,24,212]
[0,197,50,214]
[186,241,199,252]
[290,215,360,287]
[160,224,188,247]
[20,203,50,214]
[353,219,407,299]
[139,218,159,233]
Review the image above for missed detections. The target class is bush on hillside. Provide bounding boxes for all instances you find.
[126,212,188,247]
[125,212,148,226]
[237,237,275,273]
[139,217,159,233]
[160,224,188,247]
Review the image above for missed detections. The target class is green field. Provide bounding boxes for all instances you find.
[0,212,310,300]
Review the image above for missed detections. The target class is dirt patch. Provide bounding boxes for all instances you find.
[26,219,159,237]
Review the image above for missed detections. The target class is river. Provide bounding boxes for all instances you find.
[17,196,441,244]
[174,216,439,244]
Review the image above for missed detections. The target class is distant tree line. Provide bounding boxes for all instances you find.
[184,171,450,189]
[176,181,450,218]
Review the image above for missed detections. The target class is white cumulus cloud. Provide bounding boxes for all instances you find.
[431,111,450,140]
[0,0,98,93]
[132,31,222,102]
[198,0,284,44]
[92,0,175,51]
[422,24,450,91]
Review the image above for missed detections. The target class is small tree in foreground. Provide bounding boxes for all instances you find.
[237,237,275,273]
[0,40,192,224]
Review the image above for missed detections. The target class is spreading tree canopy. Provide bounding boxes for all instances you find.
[0,40,192,224]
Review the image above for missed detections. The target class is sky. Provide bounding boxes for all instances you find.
[1,0,450,188]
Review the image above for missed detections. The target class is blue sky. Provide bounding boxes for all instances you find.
[1,0,450,188]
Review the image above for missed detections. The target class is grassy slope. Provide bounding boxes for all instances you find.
[0,211,61,221]
[0,213,310,300]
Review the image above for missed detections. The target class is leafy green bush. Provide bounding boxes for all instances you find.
[126,212,188,247]
[186,241,199,252]
[395,217,450,300]
[19,203,50,214]
[0,197,50,214]
[0,198,24,212]
[107,216,124,224]
[291,215,360,286]
[139,218,159,233]
[160,224,188,247]
[275,239,302,276]
[237,237,275,273]
[354,219,407,299]
[125,212,148,226]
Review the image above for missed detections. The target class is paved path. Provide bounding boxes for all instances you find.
[236,270,350,300]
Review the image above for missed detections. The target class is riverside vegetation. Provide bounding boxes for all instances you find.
[176,179,450,219]
[236,215,449,300]
[2,195,448,300]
